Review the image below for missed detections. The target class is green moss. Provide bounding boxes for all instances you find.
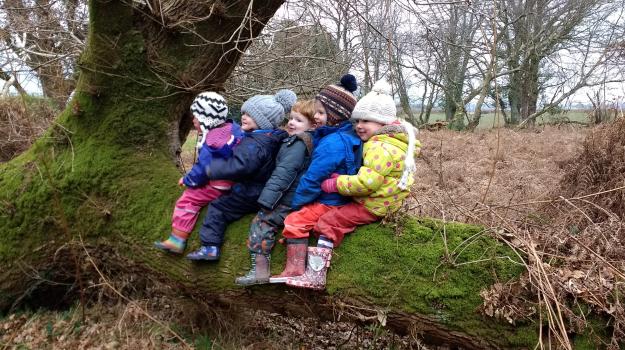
[131,213,538,347]
[326,217,535,346]
[0,0,542,346]
[0,131,179,259]
[1,141,540,347]
[569,306,612,349]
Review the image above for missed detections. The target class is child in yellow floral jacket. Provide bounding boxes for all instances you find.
[285,79,421,290]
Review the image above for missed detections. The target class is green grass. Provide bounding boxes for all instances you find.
[182,131,198,153]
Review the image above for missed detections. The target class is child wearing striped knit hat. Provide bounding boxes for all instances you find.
[155,92,244,254]
[285,79,421,290]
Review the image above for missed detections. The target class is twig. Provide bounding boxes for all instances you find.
[77,236,192,349]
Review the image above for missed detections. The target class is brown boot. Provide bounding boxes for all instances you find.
[286,247,332,290]
[269,240,307,283]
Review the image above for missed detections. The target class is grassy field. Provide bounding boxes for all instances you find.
[419,110,590,129]
[179,111,590,168]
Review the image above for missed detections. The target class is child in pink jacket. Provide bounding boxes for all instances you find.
[154,92,243,254]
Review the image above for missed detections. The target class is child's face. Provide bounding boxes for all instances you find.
[313,100,328,127]
[240,113,258,132]
[192,116,201,132]
[286,111,313,136]
[354,119,385,141]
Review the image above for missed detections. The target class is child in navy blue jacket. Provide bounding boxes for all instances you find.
[235,99,316,285]
[186,89,297,261]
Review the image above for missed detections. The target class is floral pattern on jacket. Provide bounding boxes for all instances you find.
[336,124,421,216]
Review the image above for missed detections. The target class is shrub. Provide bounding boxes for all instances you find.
[0,96,58,162]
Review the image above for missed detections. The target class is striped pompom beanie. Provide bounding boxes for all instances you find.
[190,92,229,148]
[316,74,358,126]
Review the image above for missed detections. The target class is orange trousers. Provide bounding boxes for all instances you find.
[282,202,380,247]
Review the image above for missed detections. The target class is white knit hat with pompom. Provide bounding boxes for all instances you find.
[351,79,396,125]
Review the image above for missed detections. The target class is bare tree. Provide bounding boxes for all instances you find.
[0,0,87,106]
[500,0,623,125]
[226,18,345,107]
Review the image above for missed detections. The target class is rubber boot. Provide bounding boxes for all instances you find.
[185,245,220,261]
[269,240,307,283]
[286,247,332,290]
[154,228,188,254]
[235,253,270,286]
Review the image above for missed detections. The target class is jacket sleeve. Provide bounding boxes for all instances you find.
[257,141,307,210]
[206,138,259,182]
[336,141,392,196]
[291,139,343,208]
[182,144,212,187]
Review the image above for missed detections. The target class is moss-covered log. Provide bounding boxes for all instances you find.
[0,0,539,348]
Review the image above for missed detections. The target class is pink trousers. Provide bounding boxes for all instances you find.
[172,184,224,234]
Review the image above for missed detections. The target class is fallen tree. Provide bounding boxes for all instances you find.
[1,0,545,348]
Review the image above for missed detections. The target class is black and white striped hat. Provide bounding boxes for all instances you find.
[190,92,229,131]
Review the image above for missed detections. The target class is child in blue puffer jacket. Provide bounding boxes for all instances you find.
[270,74,362,283]
[154,92,243,254]
[185,89,297,261]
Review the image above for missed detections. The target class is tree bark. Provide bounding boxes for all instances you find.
[467,69,493,131]
[519,56,540,123]
[0,71,28,96]
[0,0,284,301]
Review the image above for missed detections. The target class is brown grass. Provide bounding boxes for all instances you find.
[557,117,625,225]
[409,122,625,347]
[410,125,587,225]
[0,97,57,162]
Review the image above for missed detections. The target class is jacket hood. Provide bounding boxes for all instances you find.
[373,124,421,152]
[373,124,408,148]
[294,131,314,155]
[247,129,288,145]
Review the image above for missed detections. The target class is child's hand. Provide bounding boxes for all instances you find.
[178,177,185,187]
[321,176,338,193]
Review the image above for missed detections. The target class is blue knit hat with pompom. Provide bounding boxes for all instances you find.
[241,89,297,130]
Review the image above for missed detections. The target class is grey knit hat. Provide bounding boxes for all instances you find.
[240,89,297,129]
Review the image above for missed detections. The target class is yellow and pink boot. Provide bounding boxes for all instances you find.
[285,247,333,290]
[285,236,334,290]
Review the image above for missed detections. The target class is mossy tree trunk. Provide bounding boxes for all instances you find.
[0,0,283,299]
[0,1,539,348]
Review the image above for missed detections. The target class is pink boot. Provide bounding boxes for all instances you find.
[269,241,307,283]
[286,247,332,290]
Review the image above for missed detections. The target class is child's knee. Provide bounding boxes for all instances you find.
[282,224,310,239]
